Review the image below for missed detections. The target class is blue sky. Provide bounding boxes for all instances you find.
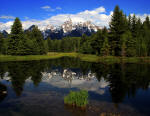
[0,0,150,32]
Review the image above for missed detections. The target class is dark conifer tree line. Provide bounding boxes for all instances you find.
[0,18,47,55]
[0,5,150,57]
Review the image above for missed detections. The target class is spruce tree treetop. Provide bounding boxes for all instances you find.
[131,14,137,36]
[128,14,132,31]
[8,17,24,55]
[11,17,23,35]
[30,26,46,54]
[143,16,150,29]
[110,5,120,30]
[109,5,128,56]
[102,27,108,35]
[145,16,150,24]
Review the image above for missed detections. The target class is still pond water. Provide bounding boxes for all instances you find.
[0,57,150,116]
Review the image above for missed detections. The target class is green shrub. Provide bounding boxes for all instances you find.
[64,90,88,107]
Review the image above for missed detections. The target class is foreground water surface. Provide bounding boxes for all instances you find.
[0,57,150,116]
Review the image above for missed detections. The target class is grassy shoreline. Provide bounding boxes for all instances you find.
[1,52,150,63]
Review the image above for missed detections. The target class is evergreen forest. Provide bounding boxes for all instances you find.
[0,5,150,57]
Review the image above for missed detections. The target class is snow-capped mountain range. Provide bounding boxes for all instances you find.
[1,19,101,39]
[42,18,101,39]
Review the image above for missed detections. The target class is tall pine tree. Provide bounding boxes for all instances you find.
[109,6,128,56]
[8,17,26,55]
[30,26,46,55]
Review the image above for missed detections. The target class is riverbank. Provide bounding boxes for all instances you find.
[0,52,150,63]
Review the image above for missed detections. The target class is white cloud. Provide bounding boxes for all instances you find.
[41,5,55,11]
[80,7,106,15]
[41,5,51,9]
[0,6,150,33]
[0,15,15,20]
[0,21,13,32]
[41,5,62,12]
[24,16,29,20]
[46,6,112,26]
[56,7,62,10]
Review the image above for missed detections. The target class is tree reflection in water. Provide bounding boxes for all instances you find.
[0,83,7,102]
[0,57,150,105]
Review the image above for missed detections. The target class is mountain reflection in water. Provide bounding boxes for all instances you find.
[0,57,150,116]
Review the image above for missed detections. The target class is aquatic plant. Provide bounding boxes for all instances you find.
[64,90,88,108]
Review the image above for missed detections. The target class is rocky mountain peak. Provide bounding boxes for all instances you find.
[0,30,8,38]
[44,24,56,31]
[61,18,73,33]
[22,19,102,39]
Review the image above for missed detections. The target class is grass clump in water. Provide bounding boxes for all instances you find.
[64,90,88,108]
